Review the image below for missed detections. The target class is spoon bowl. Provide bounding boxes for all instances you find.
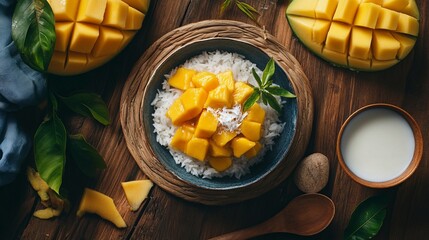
[209,193,335,240]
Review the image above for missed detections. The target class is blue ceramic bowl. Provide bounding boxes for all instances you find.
[142,39,298,190]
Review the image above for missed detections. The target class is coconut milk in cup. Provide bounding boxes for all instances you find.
[337,104,423,188]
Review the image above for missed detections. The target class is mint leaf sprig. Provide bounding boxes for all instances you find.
[220,0,260,24]
[243,58,296,114]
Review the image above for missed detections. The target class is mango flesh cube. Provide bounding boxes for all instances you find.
[180,88,208,121]
[245,103,265,124]
[287,16,323,54]
[315,0,338,20]
[77,188,126,228]
[48,0,80,21]
[402,0,419,19]
[48,52,67,74]
[383,0,409,12]
[376,8,400,30]
[333,0,360,24]
[349,27,373,60]
[216,71,235,93]
[122,0,151,13]
[168,68,197,91]
[121,30,137,46]
[121,180,153,211]
[240,120,262,142]
[166,99,188,125]
[208,157,233,172]
[195,111,218,138]
[322,48,348,66]
[65,52,88,73]
[361,0,383,5]
[209,140,232,157]
[205,85,233,109]
[312,20,331,44]
[233,82,254,105]
[54,23,74,52]
[102,0,129,29]
[244,142,262,159]
[125,6,146,30]
[325,22,352,54]
[170,125,194,152]
[77,0,107,24]
[212,131,237,147]
[396,13,419,36]
[185,138,209,161]
[286,0,318,18]
[231,137,256,158]
[372,31,400,60]
[191,72,219,91]
[392,33,416,59]
[92,27,124,57]
[348,56,372,70]
[70,23,100,54]
[354,3,381,29]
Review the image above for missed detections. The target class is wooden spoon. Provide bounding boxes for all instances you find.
[209,193,335,240]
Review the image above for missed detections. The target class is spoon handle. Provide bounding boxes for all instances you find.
[208,220,278,240]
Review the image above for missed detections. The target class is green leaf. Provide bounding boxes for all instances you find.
[266,86,296,98]
[262,58,275,87]
[34,113,67,194]
[68,134,106,178]
[58,93,111,125]
[220,0,232,14]
[11,0,56,71]
[344,194,391,240]
[236,1,258,21]
[252,68,262,87]
[243,89,260,112]
[262,91,281,113]
[49,90,58,112]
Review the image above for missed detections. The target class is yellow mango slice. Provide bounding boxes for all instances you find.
[168,68,197,90]
[245,103,266,124]
[48,52,67,74]
[122,0,150,13]
[195,111,218,138]
[170,125,195,152]
[231,137,256,158]
[180,88,208,121]
[69,23,99,54]
[205,85,233,109]
[48,0,80,21]
[102,0,129,29]
[166,99,187,125]
[92,27,124,57]
[65,52,88,73]
[209,140,232,157]
[77,188,126,228]
[240,120,262,142]
[208,157,233,172]
[77,0,107,24]
[286,0,419,71]
[216,71,235,93]
[54,23,74,52]
[211,130,237,147]
[121,180,153,211]
[233,82,254,105]
[191,72,219,91]
[244,142,262,159]
[125,6,146,30]
[185,137,209,161]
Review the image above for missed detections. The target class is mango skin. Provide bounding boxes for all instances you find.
[286,0,419,71]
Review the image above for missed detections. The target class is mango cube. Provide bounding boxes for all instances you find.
[244,142,262,158]
[54,23,74,52]
[372,31,400,60]
[376,8,399,30]
[69,23,99,54]
[208,157,233,172]
[315,0,339,20]
[233,82,254,105]
[245,103,265,124]
[205,85,233,109]
[396,13,419,36]
[166,99,187,125]
[102,0,129,29]
[185,138,209,161]
[286,0,317,18]
[216,71,235,92]
[195,111,218,138]
[209,140,232,157]
[333,0,360,24]
[168,68,197,90]
[231,137,256,158]
[312,20,331,44]
[240,120,262,141]
[180,88,208,121]
[325,22,352,53]
[392,32,417,59]
[211,130,237,147]
[349,27,373,60]
[354,3,381,29]
[121,180,153,211]
[191,72,219,91]
[91,27,123,57]
[77,0,107,24]
[125,6,145,30]
[170,125,195,152]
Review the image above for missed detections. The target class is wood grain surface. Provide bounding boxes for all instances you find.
[1,0,428,239]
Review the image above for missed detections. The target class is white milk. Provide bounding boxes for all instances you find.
[340,108,415,182]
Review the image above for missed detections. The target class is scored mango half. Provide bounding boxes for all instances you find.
[286,0,419,71]
[47,0,150,75]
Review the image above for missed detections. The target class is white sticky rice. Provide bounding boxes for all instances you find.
[151,51,285,179]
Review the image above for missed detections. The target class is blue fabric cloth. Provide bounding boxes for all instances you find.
[0,0,47,186]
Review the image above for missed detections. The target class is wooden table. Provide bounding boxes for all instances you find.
[1,0,428,239]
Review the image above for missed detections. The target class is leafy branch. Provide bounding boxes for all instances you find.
[220,0,260,25]
[243,58,296,114]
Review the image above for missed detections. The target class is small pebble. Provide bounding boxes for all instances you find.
[293,153,329,193]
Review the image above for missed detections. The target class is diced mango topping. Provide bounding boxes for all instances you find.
[167,69,268,171]
[286,0,419,71]
[121,180,153,211]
